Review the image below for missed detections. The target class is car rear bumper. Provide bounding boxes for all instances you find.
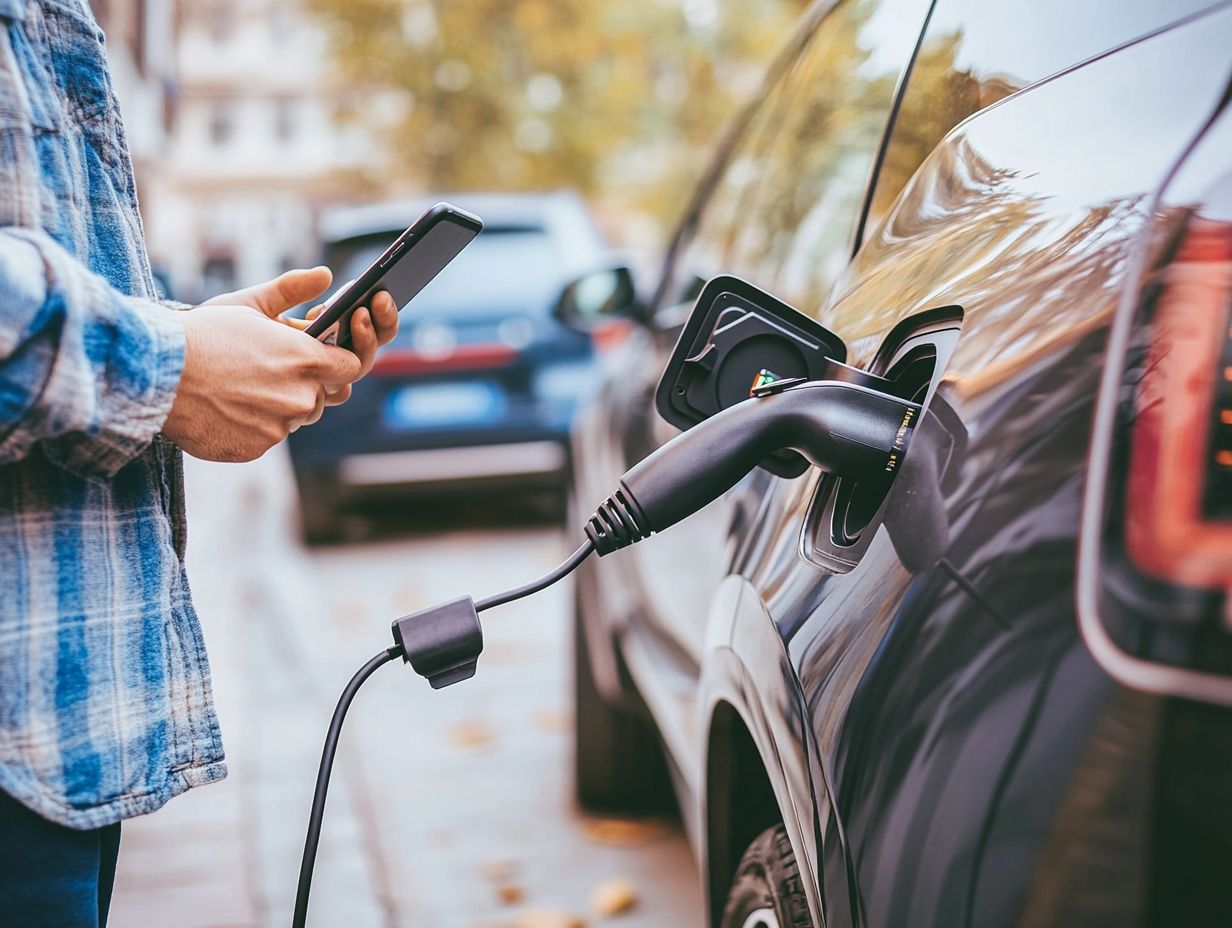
[336,439,568,488]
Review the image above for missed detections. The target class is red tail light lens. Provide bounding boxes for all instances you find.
[590,319,635,354]
[1125,216,1232,588]
[371,342,518,376]
[1078,95,1232,705]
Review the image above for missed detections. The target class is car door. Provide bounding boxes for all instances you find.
[577,0,934,773]
[720,1,1232,925]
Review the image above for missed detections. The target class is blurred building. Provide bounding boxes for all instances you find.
[100,0,383,303]
[91,0,176,170]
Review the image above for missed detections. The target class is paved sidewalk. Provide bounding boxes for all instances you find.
[109,451,701,927]
[111,452,387,927]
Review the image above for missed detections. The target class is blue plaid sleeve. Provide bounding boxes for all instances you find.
[0,226,186,477]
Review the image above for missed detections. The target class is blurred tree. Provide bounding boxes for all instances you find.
[309,0,809,225]
[864,27,1021,234]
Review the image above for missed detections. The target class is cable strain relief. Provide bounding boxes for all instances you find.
[585,487,650,556]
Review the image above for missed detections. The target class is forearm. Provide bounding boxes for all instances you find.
[0,228,186,476]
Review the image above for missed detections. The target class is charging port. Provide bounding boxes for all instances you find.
[833,344,939,543]
[803,307,963,572]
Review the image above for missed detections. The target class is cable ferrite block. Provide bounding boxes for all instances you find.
[391,596,483,689]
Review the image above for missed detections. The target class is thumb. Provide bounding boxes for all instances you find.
[214,267,334,319]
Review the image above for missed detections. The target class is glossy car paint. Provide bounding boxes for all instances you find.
[791,16,1232,926]
[569,1,1232,926]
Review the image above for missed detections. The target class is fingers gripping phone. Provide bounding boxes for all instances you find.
[306,202,484,350]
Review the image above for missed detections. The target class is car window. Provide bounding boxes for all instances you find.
[861,0,1223,238]
[333,227,568,317]
[657,0,930,320]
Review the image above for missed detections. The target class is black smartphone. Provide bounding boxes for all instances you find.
[306,202,484,349]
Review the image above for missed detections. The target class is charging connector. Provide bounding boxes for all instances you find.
[587,379,920,555]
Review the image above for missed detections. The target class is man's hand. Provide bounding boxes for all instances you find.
[204,266,399,406]
[164,268,399,463]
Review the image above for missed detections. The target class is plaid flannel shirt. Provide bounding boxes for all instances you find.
[0,0,225,829]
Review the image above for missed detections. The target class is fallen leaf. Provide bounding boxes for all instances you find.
[332,600,366,630]
[513,909,585,928]
[481,859,519,883]
[426,828,456,849]
[497,884,527,906]
[533,710,571,733]
[590,878,637,916]
[581,817,667,847]
[392,586,424,611]
[449,719,496,749]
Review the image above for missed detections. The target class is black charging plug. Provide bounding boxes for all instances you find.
[586,379,921,556]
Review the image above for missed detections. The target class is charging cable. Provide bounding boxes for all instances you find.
[292,540,596,928]
[290,377,920,926]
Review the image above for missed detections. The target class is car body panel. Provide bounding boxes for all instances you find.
[699,571,830,922]
[736,10,1232,928]
[569,0,1232,925]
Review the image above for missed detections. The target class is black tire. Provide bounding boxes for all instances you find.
[720,824,812,928]
[572,595,675,814]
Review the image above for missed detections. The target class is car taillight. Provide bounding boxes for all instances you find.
[1126,215,1232,588]
[1077,91,1232,706]
[371,342,518,375]
[590,318,635,353]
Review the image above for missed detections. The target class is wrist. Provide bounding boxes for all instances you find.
[154,306,194,440]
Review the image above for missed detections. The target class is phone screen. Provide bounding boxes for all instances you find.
[379,218,478,311]
[308,204,482,348]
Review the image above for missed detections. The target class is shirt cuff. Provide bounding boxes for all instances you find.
[41,292,187,479]
[123,297,188,443]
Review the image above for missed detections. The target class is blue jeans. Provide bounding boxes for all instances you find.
[0,789,121,927]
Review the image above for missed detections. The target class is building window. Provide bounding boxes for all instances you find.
[209,101,234,147]
[133,0,147,73]
[201,253,237,296]
[269,3,294,41]
[207,2,233,44]
[273,97,296,143]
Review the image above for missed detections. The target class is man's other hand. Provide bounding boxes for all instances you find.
[163,268,399,463]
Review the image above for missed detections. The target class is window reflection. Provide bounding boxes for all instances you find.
[827,8,1232,384]
[660,0,1219,331]
[662,0,927,318]
[863,0,1221,237]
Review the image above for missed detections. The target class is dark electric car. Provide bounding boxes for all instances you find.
[287,192,611,542]
[562,1,1232,926]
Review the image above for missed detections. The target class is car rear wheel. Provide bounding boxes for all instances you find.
[572,594,675,814]
[295,476,343,546]
[720,824,812,928]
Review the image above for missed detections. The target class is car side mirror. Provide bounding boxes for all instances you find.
[552,266,644,331]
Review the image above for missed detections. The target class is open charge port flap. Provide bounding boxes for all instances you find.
[655,275,850,477]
